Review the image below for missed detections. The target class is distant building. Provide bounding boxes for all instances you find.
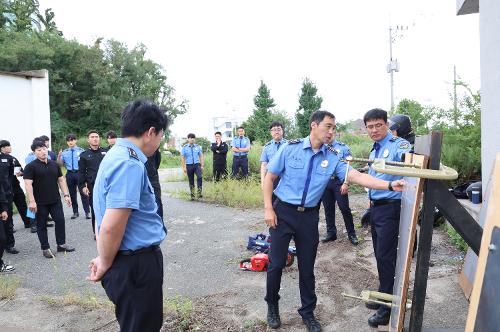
[164,135,182,151]
[212,116,240,145]
[0,70,51,167]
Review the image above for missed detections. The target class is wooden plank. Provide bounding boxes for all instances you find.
[390,154,428,331]
[465,153,500,331]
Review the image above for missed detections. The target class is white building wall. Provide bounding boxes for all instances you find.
[0,70,51,167]
[479,0,500,191]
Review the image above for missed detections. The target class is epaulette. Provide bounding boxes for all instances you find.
[265,141,272,146]
[327,146,338,155]
[288,139,302,144]
[336,141,345,146]
[389,136,398,142]
[128,147,139,160]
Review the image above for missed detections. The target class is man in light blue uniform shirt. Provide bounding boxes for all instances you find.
[57,133,90,219]
[363,108,412,328]
[321,137,358,245]
[88,100,168,332]
[260,121,286,189]
[262,110,405,331]
[232,126,251,178]
[181,133,204,200]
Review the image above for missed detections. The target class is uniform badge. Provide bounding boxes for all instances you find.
[335,149,340,154]
[383,149,389,158]
[321,160,328,168]
[399,142,410,149]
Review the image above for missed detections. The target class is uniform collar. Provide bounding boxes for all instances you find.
[302,136,328,154]
[116,138,147,163]
[274,138,284,144]
[376,132,393,146]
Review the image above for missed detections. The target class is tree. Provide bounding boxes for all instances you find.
[241,80,276,143]
[195,137,211,152]
[393,99,431,134]
[295,78,322,137]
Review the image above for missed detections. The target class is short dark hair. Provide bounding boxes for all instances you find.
[187,133,196,139]
[0,140,10,149]
[363,108,387,125]
[121,100,168,138]
[31,140,46,151]
[309,110,335,128]
[106,130,117,139]
[237,126,244,130]
[214,131,222,136]
[269,121,284,130]
[66,133,77,141]
[87,130,99,137]
[39,135,50,142]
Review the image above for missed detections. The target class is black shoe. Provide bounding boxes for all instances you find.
[30,226,37,233]
[321,233,337,243]
[368,309,390,327]
[57,244,75,252]
[70,213,79,219]
[266,303,281,329]
[348,233,359,245]
[6,247,19,254]
[24,224,31,229]
[85,213,91,220]
[46,221,54,227]
[365,301,381,310]
[47,217,53,222]
[12,229,16,233]
[302,315,322,332]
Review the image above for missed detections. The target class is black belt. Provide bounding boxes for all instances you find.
[186,163,200,166]
[233,155,247,158]
[277,198,319,212]
[370,199,401,207]
[118,245,160,256]
[66,170,78,173]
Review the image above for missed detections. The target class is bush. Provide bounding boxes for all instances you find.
[160,155,182,169]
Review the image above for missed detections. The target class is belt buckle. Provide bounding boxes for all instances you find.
[297,206,305,212]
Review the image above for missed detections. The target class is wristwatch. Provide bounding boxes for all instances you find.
[64,194,70,197]
[388,182,394,191]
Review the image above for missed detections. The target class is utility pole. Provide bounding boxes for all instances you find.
[387,26,407,112]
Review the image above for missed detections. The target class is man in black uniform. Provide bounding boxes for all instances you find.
[23,140,75,259]
[0,145,18,254]
[145,149,163,219]
[210,131,228,181]
[79,130,107,235]
[0,163,14,272]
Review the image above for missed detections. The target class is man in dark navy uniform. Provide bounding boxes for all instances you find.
[210,131,228,181]
[79,130,107,235]
[263,110,405,331]
[363,108,412,328]
[88,100,168,332]
[0,162,14,272]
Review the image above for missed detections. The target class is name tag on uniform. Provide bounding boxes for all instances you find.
[321,160,328,168]
[383,149,389,158]
[101,152,107,155]
[1,159,7,162]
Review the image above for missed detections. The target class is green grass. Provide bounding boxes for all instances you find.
[160,155,182,169]
[444,223,469,252]
[0,275,20,300]
[169,178,263,209]
[163,296,200,331]
[40,291,114,310]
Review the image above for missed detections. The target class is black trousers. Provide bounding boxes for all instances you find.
[87,184,96,234]
[370,201,401,311]
[213,162,227,182]
[36,200,66,250]
[321,178,355,236]
[186,164,202,190]
[155,195,163,220]
[0,212,6,265]
[66,172,90,215]
[101,248,164,332]
[3,197,14,248]
[232,156,248,178]
[12,181,30,227]
[265,199,319,318]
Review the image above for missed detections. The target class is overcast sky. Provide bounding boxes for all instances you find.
[38,0,480,138]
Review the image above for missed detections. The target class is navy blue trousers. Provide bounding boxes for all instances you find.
[265,199,319,318]
[3,198,14,248]
[186,164,202,190]
[101,248,164,332]
[370,201,401,308]
[66,172,90,215]
[232,156,248,178]
[321,179,355,236]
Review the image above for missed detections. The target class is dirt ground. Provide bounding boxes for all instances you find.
[0,190,469,332]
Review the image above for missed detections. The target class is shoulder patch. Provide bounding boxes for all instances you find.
[399,142,410,149]
[128,147,139,160]
[288,139,302,144]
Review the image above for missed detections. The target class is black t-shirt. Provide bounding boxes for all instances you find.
[23,159,63,205]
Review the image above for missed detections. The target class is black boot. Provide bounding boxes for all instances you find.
[368,308,390,327]
[189,186,195,200]
[267,303,281,329]
[302,315,322,332]
[197,187,203,199]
